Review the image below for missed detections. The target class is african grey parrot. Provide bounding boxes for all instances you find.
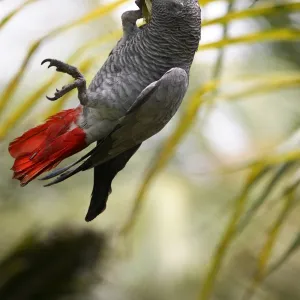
[9,0,201,221]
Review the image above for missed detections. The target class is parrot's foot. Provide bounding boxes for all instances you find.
[121,9,142,25]
[42,59,83,78]
[121,9,142,38]
[135,0,142,9]
[44,81,83,101]
[42,58,86,101]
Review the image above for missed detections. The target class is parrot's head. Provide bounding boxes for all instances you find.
[151,0,201,24]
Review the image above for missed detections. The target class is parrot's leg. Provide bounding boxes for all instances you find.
[42,58,86,101]
[121,9,142,37]
[110,8,141,54]
[42,58,116,110]
[121,0,142,35]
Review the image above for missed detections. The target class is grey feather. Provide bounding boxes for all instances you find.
[85,67,189,168]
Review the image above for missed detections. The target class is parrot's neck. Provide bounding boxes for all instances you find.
[141,17,201,73]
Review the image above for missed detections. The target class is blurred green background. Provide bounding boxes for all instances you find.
[0,0,300,299]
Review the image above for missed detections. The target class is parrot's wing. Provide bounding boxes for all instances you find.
[43,67,188,187]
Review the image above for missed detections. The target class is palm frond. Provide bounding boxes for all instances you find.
[199,166,269,300]
[242,179,299,300]
[0,0,127,118]
[0,0,38,29]
[200,28,300,51]
[268,232,300,275]
[203,3,300,27]
[237,162,296,233]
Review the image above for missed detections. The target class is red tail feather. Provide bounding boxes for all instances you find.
[9,106,87,186]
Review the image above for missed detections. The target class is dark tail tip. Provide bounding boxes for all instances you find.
[84,144,141,222]
[85,204,107,222]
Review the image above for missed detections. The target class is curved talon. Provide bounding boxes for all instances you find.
[41,58,51,65]
[41,58,60,70]
[41,58,83,80]
[46,95,56,101]
[42,59,55,69]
